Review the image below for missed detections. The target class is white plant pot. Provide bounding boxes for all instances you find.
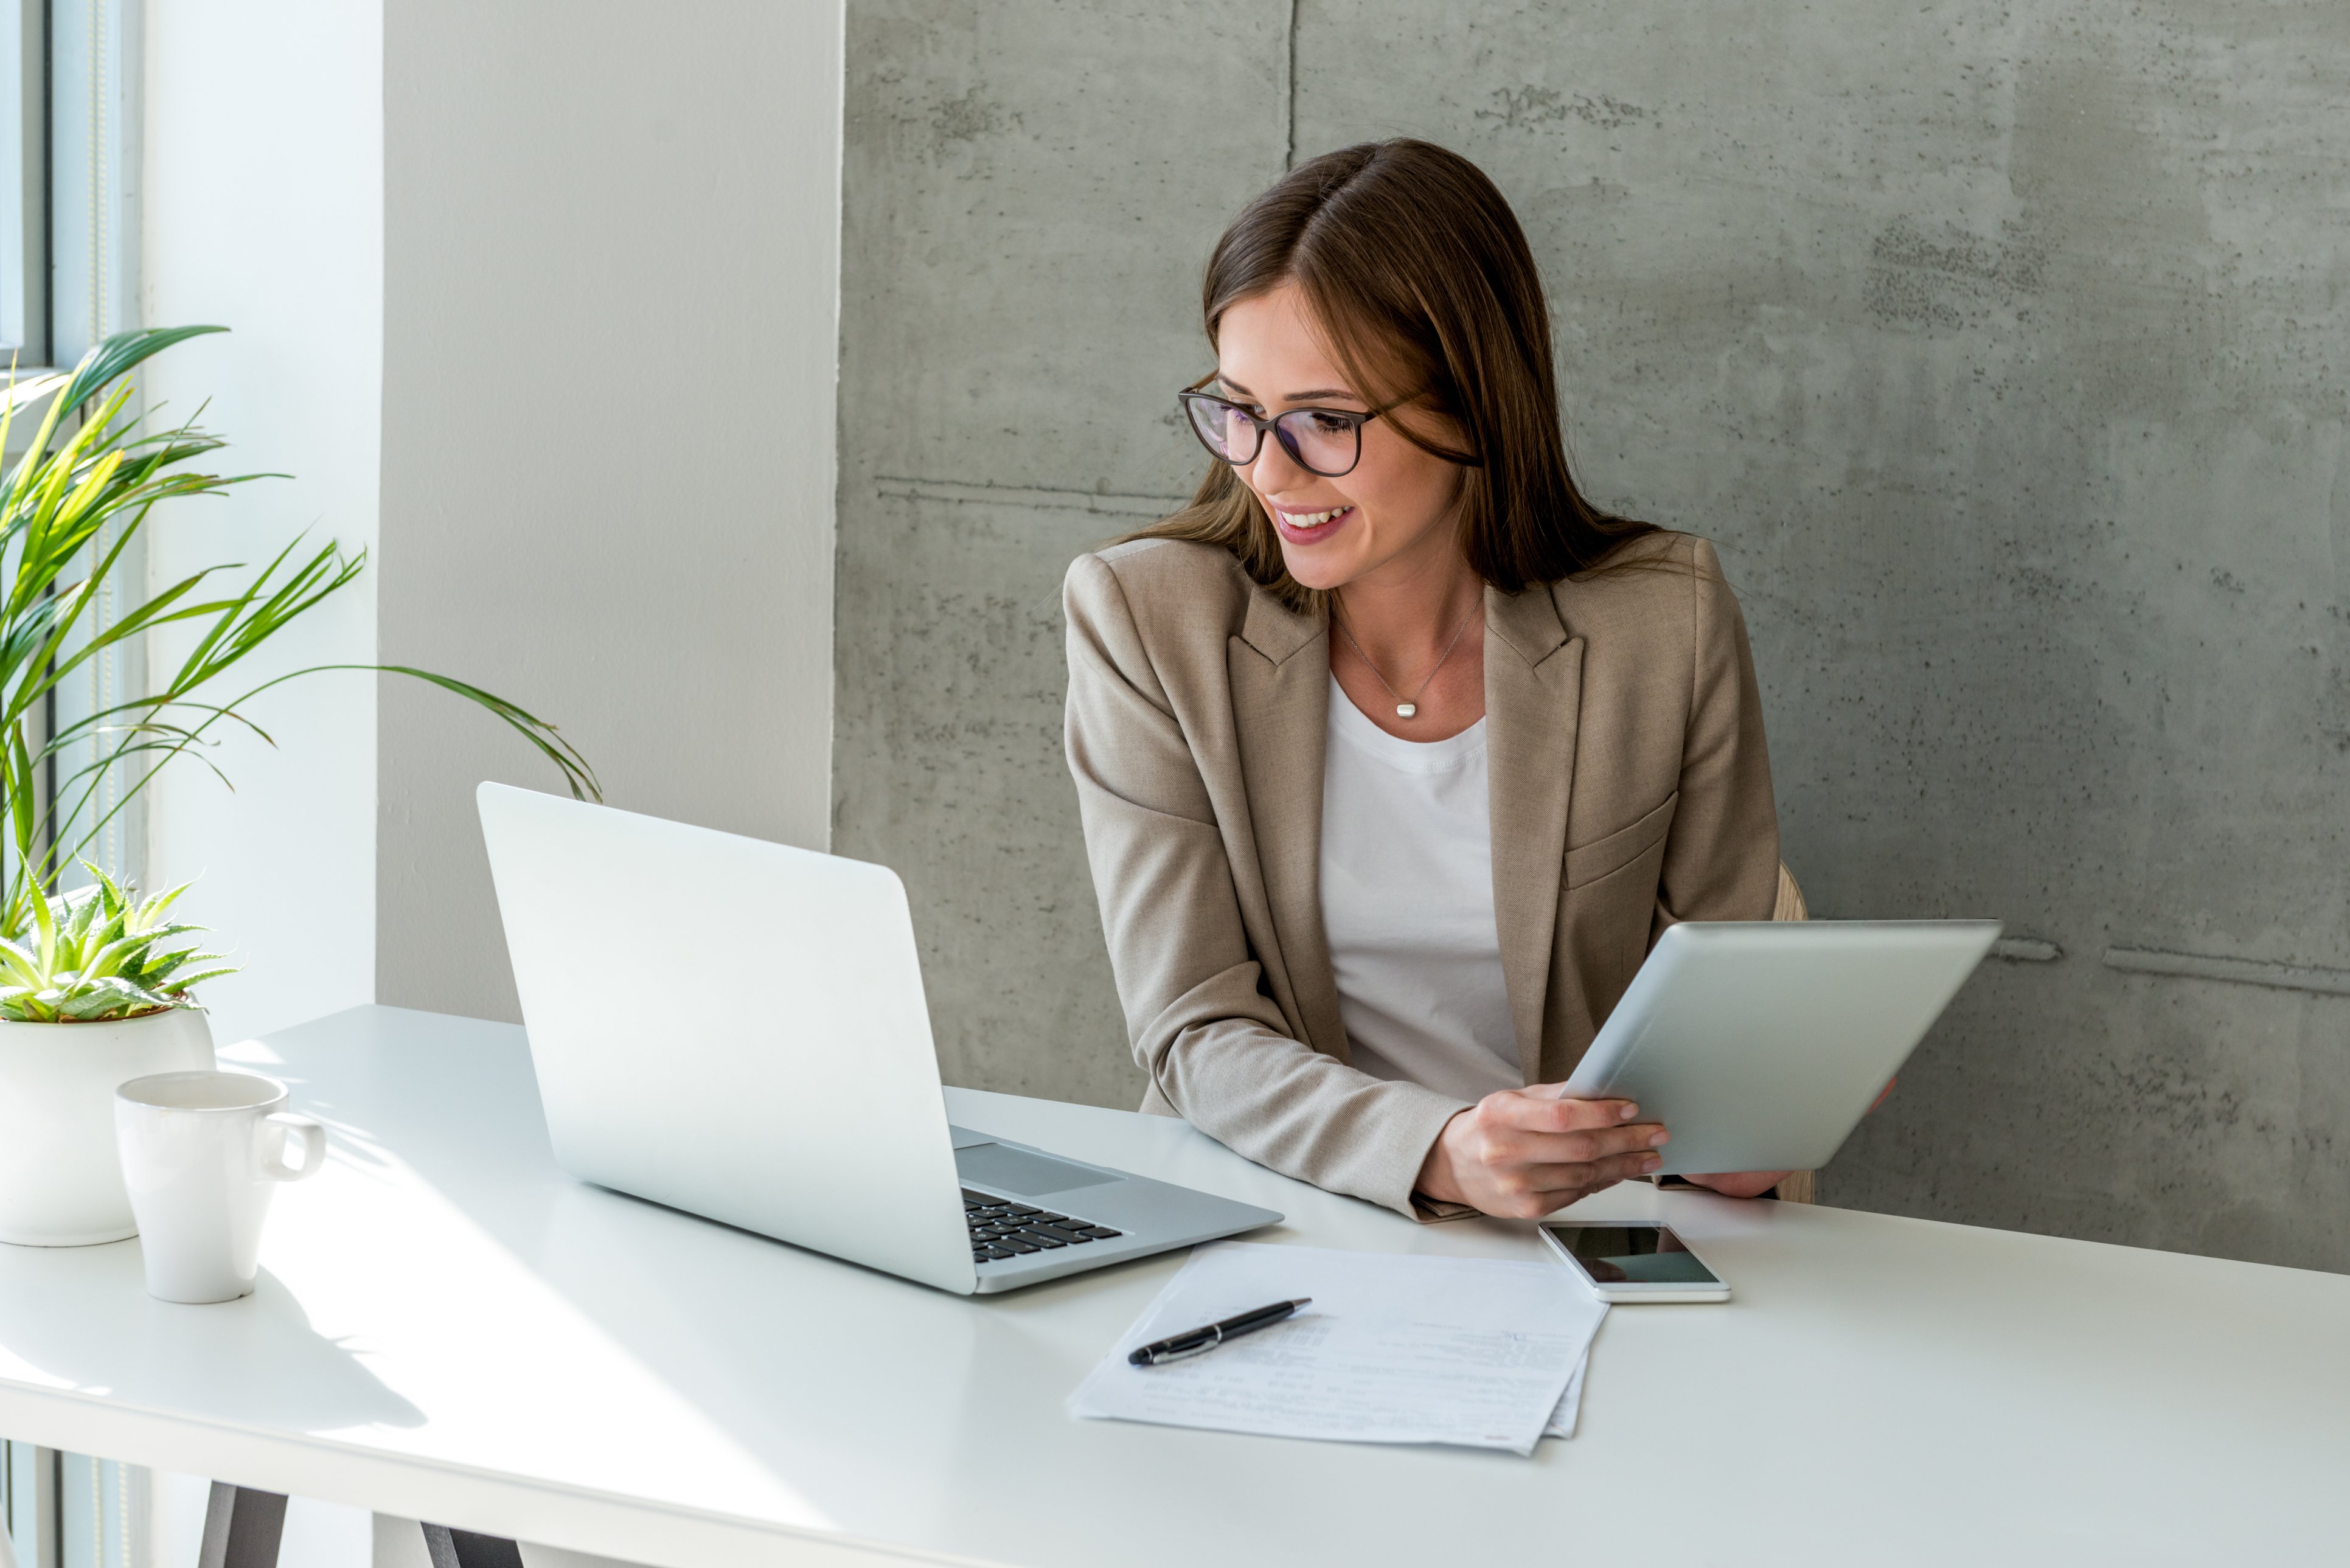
[0,1008,216,1246]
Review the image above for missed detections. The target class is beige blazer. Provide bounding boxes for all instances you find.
[1062,530,1781,1218]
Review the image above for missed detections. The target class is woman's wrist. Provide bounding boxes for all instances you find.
[1413,1110,1469,1206]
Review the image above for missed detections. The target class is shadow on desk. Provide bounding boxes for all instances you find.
[0,1240,423,1433]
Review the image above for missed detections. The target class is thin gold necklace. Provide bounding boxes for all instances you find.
[1333,601,1478,721]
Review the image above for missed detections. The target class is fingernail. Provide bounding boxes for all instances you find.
[1642,1155,1663,1173]
[1618,1103,1639,1122]
[1648,1130,1669,1147]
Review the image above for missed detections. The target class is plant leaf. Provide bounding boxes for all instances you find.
[0,324,598,926]
[0,937,41,988]
[55,975,174,1021]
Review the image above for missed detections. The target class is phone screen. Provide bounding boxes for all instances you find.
[1542,1221,1722,1286]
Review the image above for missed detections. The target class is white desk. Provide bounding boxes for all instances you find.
[1,1005,2345,1567]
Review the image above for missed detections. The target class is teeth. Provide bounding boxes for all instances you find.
[1285,505,1351,528]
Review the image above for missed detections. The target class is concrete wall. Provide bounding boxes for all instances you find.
[378,0,844,1021]
[834,5,1282,1108]
[836,2,2350,1269]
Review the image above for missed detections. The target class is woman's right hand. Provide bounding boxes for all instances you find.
[1414,1084,1667,1219]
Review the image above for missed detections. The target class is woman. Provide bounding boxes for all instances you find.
[1063,140,1790,1221]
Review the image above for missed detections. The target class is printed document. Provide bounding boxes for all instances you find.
[1068,1241,1607,1455]
[1545,1348,1591,1439]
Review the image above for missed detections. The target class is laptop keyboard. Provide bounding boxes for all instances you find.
[964,1188,1123,1264]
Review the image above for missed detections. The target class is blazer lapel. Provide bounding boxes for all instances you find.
[1229,588,1348,1061]
[1484,583,1583,1085]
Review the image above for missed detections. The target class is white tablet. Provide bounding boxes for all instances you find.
[1560,920,2001,1175]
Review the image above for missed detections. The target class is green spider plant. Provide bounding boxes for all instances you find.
[0,324,599,942]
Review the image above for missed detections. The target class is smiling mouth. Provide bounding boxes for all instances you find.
[1277,505,1354,530]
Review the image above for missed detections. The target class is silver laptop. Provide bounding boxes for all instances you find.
[476,783,1280,1294]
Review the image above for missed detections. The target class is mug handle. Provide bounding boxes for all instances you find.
[260,1112,327,1181]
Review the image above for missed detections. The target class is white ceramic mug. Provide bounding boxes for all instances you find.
[113,1070,325,1303]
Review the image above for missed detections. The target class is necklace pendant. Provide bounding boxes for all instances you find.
[1395,702,1417,719]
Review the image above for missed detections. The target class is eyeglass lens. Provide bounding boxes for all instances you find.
[1186,398,1361,477]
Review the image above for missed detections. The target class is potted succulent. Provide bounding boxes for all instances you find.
[0,326,598,1245]
[0,869,228,1243]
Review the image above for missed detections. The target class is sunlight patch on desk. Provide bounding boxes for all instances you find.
[260,1138,838,1533]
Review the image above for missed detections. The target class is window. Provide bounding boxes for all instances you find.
[4,1441,148,1568]
[2,6,151,1549]
[0,0,43,363]
[3,0,140,370]
[0,0,144,888]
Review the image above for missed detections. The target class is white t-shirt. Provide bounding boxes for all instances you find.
[1318,676,1521,1104]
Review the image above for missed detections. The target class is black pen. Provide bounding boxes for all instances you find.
[1128,1299,1313,1365]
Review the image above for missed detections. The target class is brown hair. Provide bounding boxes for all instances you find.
[1135,139,1655,611]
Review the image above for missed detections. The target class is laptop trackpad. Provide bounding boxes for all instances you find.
[956,1141,1119,1197]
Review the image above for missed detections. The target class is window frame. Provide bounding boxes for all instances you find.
[0,0,44,366]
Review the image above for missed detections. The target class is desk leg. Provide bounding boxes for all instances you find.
[420,1524,524,1568]
[198,1483,287,1568]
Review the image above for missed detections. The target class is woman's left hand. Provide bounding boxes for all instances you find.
[1677,1170,1790,1199]
[1678,1078,1898,1199]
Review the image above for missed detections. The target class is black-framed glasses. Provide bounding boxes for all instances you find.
[1178,389,1382,478]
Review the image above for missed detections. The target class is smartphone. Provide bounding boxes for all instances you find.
[1538,1220,1731,1303]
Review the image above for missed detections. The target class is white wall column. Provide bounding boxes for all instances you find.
[139,0,383,1049]
[377,0,843,1021]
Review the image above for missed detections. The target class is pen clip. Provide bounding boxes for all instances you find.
[1145,1325,1223,1365]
